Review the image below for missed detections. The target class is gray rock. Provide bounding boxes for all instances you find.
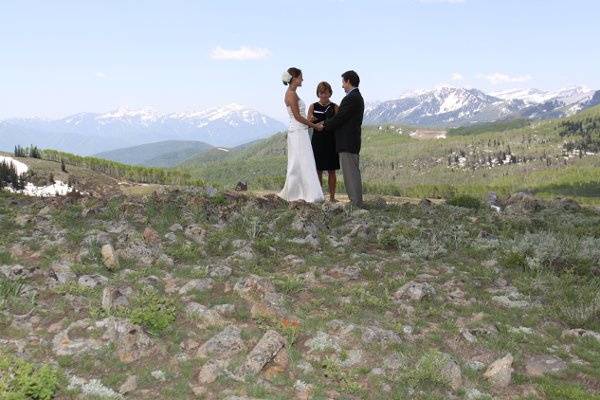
[116,239,155,267]
[209,265,232,279]
[212,303,236,316]
[151,370,166,381]
[340,349,364,368]
[466,360,486,371]
[561,328,600,342]
[525,355,567,377]
[393,281,436,302]
[164,232,177,243]
[78,274,108,288]
[290,234,320,248]
[52,319,105,356]
[169,223,183,232]
[178,278,214,295]
[233,275,287,318]
[439,355,463,391]
[50,261,76,284]
[361,326,402,345]
[238,330,286,377]
[492,295,529,309]
[96,317,154,363]
[101,244,118,270]
[483,353,513,388]
[68,376,123,399]
[184,224,206,244]
[185,302,224,327]
[118,375,137,394]
[0,264,34,280]
[196,325,245,359]
[465,388,488,400]
[101,287,129,311]
[305,331,342,353]
[197,358,230,384]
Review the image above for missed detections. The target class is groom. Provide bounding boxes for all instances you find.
[317,70,365,208]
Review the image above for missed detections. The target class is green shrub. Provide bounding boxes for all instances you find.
[406,350,451,390]
[0,351,61,400]
[128,289,177,336]
[501,251,528,270]
[447,195,482,210]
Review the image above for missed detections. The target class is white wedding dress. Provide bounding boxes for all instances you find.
[278,98,324,203]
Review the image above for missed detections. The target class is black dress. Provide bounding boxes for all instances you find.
[311,102,340,171]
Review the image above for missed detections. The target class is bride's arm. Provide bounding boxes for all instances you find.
[286,92,319,129]
[307,103,316,123]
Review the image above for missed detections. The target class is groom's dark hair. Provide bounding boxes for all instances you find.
[342,70,360,87]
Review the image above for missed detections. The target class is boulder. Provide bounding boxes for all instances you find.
[525,355,567,377]
[101,244,118,270]
[483,353,513,388]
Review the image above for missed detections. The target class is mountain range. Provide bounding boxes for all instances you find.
[364,86,598,127]
[1,86,598,157]
[0,104,286,155]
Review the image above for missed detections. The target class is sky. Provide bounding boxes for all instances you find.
[1,0,599,121]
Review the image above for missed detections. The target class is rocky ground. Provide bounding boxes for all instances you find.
[1,187,599,399]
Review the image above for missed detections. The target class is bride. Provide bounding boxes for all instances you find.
[278,67,325,203]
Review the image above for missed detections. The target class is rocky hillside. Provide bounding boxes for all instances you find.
[1,187,599,399]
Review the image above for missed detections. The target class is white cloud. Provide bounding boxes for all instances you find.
[419,0,465,3]
[451,72,464,81]
[477,72,532,85]
[210,46,271,61]
[95,72,107,79]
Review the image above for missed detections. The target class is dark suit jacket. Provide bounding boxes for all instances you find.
[323,88,364,154]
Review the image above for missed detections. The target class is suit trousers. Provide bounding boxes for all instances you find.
[339,152,363,207]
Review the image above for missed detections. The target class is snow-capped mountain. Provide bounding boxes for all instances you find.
[364,87,521,126]
[0,104,285,155]
[365,86,597,127]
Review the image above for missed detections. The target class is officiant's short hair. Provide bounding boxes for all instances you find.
[316,81,333,96]
[342,70,360,87]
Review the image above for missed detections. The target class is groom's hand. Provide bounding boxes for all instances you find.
[315,122,324,131]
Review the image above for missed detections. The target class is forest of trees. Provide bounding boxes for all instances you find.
[14,145,41,158]
[0,161,26,190]
[41,149,205,186]
[559,115,600,153]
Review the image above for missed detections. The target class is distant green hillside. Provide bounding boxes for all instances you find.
[179,106,600,204]
[42,149,204,187]
[177,133,287,187]
[447,119,532,136]
[95,140,214,167]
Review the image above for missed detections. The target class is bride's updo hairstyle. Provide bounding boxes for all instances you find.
[282,67,302,86]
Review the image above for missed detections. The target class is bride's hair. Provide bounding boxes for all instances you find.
[283,67,302,86]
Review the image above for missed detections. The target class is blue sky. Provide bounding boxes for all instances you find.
[1,0,599,121]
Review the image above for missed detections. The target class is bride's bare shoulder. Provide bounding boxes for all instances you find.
[284,90,298,106]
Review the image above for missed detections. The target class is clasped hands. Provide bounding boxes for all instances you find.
[310,115,325,131]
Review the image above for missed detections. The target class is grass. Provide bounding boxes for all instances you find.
[0,279,25,308]
[405,350,452,390]
[0,351,62,400]
[538,377,600,400]
[177,107,600,205]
